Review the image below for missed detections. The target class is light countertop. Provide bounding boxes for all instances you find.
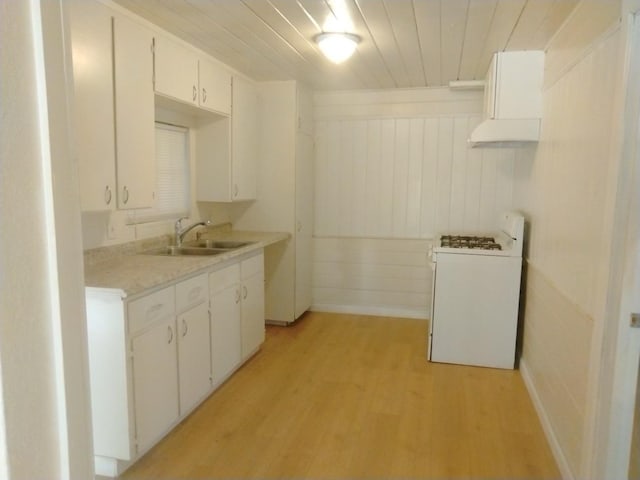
[84,230,289,298]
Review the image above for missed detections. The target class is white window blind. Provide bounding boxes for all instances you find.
[129,123,190,224]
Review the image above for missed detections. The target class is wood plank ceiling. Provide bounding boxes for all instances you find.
[112,0,579,91]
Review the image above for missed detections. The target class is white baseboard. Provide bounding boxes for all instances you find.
[310,303,428,320]
[520,357,575,480]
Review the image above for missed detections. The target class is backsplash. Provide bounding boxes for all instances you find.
[81,202,233,250]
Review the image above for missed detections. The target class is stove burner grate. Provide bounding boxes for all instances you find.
[440,235,502,250]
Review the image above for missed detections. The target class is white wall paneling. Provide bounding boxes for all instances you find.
[315,115,518,239]
[513,6,625,478]
[312,237,432,319]
[313,88,522,318]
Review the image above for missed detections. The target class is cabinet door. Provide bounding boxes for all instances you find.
[154,35,199,106]
[199,59,231,115]
[131,317,179,453]
[231,76,258,201]
[240,255,265,359]
[70,0,116,211]
[210,283,242,386]
[113,14,155,209]
[294,131,314,319]
[177,302,211,415]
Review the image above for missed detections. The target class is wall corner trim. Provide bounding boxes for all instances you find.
[520,357,576,480]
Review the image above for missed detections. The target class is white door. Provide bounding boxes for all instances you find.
[131,318,179,453]
[154,35,199,106]
[199,59,231,115]
[231,76,258,200]
[294,131,314,319]
[113,13,155,209]
[241,272,265,359]
[177,302,211,415]
[605,11,640,478]
[69,0,116,211]
[210,283,242,386]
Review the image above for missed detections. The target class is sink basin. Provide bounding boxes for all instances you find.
[142,246,229,256]
[183,240,253,249]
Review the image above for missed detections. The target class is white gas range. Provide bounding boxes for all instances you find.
[427,212,525,369]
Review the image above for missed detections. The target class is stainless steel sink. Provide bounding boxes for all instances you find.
[142,246,229,256]
[183,240,253,249]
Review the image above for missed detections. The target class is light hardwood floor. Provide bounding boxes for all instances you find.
[120,312,560,479]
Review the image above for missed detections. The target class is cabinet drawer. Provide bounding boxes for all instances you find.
[241,253,264,279]
[209,263,240,295]
[128,286,175,335]
[176,273,208,312]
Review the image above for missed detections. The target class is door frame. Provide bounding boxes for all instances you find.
[588,6,640,479]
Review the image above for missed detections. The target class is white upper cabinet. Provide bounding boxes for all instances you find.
[113,13,156,209]
[196,75,258,202]
[199,58,231,115]
[154,35,199,106]
[231,76,258,200]
[154,34,231,115]
[69,0,116,211]
[484,50,545,120]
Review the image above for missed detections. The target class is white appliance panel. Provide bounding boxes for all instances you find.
[429,253,521,369]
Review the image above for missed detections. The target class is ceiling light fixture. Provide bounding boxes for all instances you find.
[315,32,360,64]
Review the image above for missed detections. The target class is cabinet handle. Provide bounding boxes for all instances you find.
[234,184,239,198]
[193,85,197,102]
[146,303,164,320]
[202,88,207,103]
[167,325,174,344]
[182,318,188,337]
[122,186,129,205]
[188,286,202,302]
[242,285,248,300]
[104,186,112,205]
[296,221,302,232]
[235,288,241,304]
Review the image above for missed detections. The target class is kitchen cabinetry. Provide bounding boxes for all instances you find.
[113,13,156,209]
[86,248,266,476]
[128,285,180,455]
[209,264,242,386]
[231,76,258,200]
[154,34,231,115]
[483,50,544,120]
[199,58,232,115]
[154,35,199,106]
[233,81,313,323]
[196,75,258,202]
[208,252,264,385]
[240,253,265,358]
[69,0,116,211]
[70,1,156,211]
[175,274,211,415]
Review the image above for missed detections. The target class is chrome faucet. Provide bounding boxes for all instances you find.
[175,217,211,246]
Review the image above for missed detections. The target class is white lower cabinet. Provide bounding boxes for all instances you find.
[241,254,265,358]
[131,315,179,453]
[209,252,265,385]
[209,264,242,386]
[176,274,211,415]
[86,250,265,477]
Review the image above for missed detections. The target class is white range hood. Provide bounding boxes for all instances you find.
[468,118,541,148]
[469,50,545,148]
